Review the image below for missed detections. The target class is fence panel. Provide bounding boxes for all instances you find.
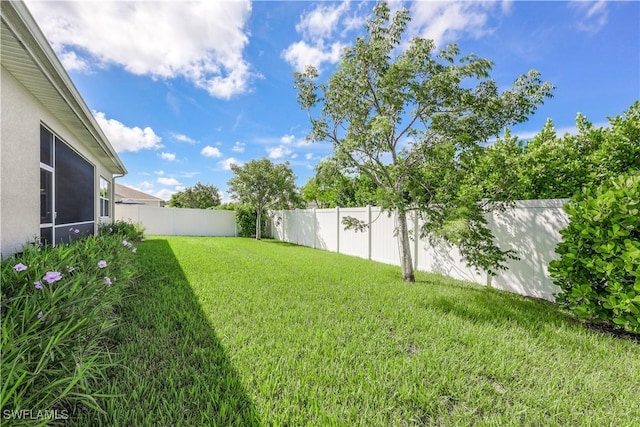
[115,205,236,236]
[315,209,338,252]
[338,207,369,258]
[370,208,400,266]
[488,199,568,300]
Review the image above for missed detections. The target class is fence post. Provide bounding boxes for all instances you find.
[336,206,340,254]
[485,209,494,288]
[313,208,317,249]
[413,211,419,271]
[282,210,286,242]
[367,205,372,260]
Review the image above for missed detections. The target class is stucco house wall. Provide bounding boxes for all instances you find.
[1,1,126,257]
[1,66,40,255]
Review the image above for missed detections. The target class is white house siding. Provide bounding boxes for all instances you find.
[0,66,117,256]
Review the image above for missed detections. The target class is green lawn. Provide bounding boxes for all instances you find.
[82,236,639,426]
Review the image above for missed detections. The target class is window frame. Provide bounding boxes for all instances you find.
[99,176,111,218]
[40,124,96,245]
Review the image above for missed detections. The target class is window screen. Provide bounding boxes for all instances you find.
[54,138,95,224]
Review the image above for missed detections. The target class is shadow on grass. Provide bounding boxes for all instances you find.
[416,275,577,333]
[83,239,261,426]
[259,238,301,248]
[420,276,638,342]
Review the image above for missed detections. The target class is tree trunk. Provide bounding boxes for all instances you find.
[256,208,262,240]
[396,210,415,282]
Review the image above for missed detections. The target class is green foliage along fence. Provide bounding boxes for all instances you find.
[550,172,640,333]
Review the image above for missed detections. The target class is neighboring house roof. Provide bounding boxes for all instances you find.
[0,0,126,175]
[115,183,164,204]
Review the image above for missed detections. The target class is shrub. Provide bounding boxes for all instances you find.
[227,205,266,238]
[1,232,139,424]
[549,172,640,333]
[99,219,145,242]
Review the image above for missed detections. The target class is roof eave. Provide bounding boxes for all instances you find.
[1,0,127,176]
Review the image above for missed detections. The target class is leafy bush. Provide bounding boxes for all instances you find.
[550,172,640,333]
[1,231,139,424]
[235,205,267,238]
[219,204,267,238]
[99,219,145,242]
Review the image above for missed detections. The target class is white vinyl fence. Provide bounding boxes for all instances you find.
[115,205,237,237]
[271,200,570,301]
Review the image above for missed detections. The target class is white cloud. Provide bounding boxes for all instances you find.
[408,1,510,47]
[218,157,243,170]
[295,137,314,147]
[296,2,350,41]
[155,188,177,201]
[138,180,154,190]
[59,51,89,72]
[25,0,258,99]
[181,171,201,178]
[282,1,354,72]
[232,141,246,153]
[282,40,347,72]
[305,153,315,160]
[159,152,176,161]
[569,1,608,33]
[93,111,162,153]
[220,190,233,204]
[157,177,181,186]
[267,146,293,159]
[172,133,198,144]
[280,134,296,144]
[154,170,165,176]
[201,145,223,158]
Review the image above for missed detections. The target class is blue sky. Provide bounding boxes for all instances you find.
[26,1,639,202]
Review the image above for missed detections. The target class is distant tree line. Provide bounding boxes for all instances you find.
[301,101,639,207]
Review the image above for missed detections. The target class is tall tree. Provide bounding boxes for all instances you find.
[168,182,221,209]
[227,159,301,240]
[295,2,553,282]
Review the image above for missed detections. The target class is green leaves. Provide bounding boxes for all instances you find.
[550,172,640,333]
[487,101,640,201]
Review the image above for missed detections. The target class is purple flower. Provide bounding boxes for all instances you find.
[13,263,27,272]
[37,311,44,319]
[74,229,80,234]
[104,277,112,286]
[34,281,43,290]
[98,260,107,269]
[121,240,132,248]
[43,271,62,284]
